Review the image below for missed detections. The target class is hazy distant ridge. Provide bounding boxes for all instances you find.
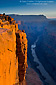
[9,14,47,22]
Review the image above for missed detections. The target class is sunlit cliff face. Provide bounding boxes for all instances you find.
[0,13,28,85]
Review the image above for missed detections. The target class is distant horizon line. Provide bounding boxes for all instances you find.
[47,17,56,19]
[7,13,56,19]
[0,13,56,19]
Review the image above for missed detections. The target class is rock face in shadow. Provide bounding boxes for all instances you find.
[26,68,43,85]
[16,30,28,85]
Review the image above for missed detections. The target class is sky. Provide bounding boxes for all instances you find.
[0,0,56,18]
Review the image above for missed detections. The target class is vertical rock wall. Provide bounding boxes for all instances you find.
[0,28,16,85]
[16,30,28,85]
[0,14,28,85]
